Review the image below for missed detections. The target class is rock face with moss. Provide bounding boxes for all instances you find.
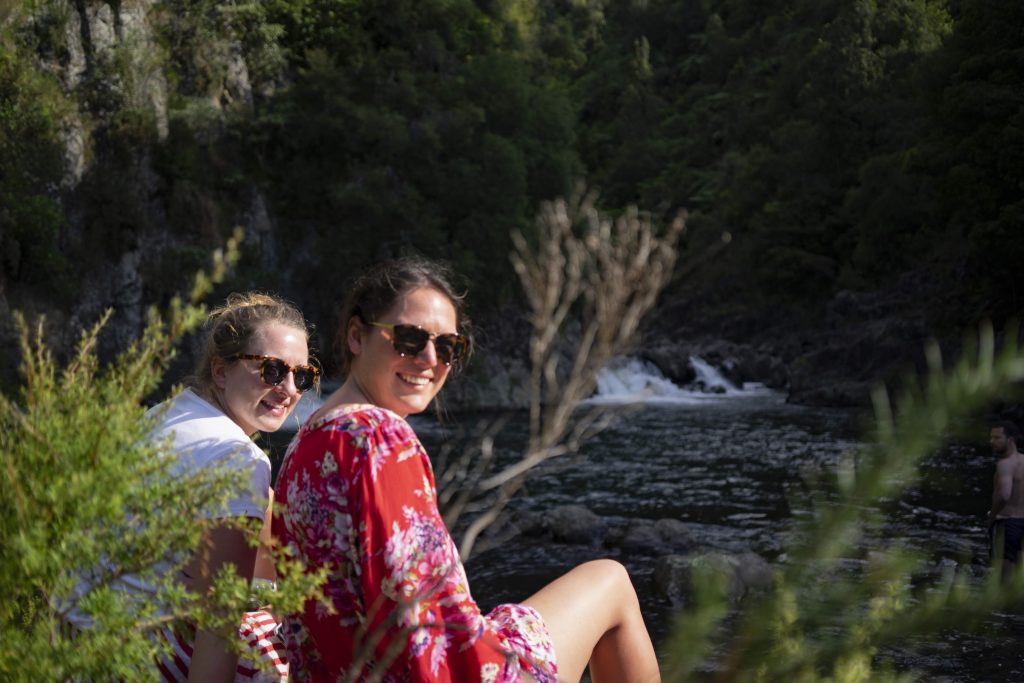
[1,0,275,392]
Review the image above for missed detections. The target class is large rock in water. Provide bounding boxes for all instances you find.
[504,504,606,546]
[498,504,606,545]
[639,343,697,385]
[544,505,606,546]
[654,552,773,607]
[606,518,692,554]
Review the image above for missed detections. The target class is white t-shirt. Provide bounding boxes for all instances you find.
[149,388,272,521]
[63,389,272,628]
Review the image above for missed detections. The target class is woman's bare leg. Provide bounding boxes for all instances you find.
[523,559,660,683]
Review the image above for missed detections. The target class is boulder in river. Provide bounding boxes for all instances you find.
[606,517,692,554]
[654,551,774,607]
[543,505,606,546]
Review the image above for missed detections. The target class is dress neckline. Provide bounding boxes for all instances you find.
[301,403,399,433]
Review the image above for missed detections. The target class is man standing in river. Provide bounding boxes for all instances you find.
[988,420,1024,581]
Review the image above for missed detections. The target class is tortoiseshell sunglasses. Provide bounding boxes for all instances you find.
[232,354,320,393]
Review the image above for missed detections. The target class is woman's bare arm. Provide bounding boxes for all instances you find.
[186,524,258,683]
[253,488,278,582]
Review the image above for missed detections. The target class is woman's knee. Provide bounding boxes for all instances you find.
[573,560,659,682]
[583,559,638,597]
[525,559,637,626]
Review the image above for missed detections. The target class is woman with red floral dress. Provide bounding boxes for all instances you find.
[273,257,660,683]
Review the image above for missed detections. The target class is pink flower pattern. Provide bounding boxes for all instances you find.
[273,405,558,682]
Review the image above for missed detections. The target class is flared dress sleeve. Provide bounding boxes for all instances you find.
[274,407,556,683]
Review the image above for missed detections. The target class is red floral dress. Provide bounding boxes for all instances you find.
[272,405,558,683]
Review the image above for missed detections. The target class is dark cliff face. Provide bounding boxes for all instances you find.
[0,0,277,394]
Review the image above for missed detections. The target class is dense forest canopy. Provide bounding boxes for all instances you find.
[1,0,1021,393]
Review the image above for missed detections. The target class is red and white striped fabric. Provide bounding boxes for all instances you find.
[156,610,288,682]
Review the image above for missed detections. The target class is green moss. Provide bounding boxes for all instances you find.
[13,0,72,61]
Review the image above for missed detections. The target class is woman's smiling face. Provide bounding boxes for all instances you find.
[213,321,309,434]
[347,286,458,418]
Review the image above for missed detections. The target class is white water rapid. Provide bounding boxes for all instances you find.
[589,356,772,404]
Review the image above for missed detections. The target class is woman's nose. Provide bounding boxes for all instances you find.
[414,339,440,366]
[278,370,300,395]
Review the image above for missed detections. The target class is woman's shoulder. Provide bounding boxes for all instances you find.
[288,404,424,464]
[157,389,258,442]
[302,404,415,440]
[149,390,268,471]
[150,388,233,431]
[283,405,424,480]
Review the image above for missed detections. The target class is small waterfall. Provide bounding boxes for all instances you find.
[590,355,772,403]
[593,357,700,402]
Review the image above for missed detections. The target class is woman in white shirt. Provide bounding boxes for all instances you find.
[169,292,318,681]
[61,290,315,679]
[64,292,318,681]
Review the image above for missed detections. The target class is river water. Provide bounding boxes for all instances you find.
[272,359,1024,681]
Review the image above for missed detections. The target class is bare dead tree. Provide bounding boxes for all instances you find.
[444,185,687,560]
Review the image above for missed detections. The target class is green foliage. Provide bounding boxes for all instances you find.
[157,0,286,103]
[241,0,581,337]
[3,0,1020,348]
[921,1,1024,320]
[572,0,965,322]
[0,37,72,296]
[0,236,324,681]
[666,323,1024,681]
[1,0,1023,673]
[11,0,72,60]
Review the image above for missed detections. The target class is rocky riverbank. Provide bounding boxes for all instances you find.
[493,504,776,609]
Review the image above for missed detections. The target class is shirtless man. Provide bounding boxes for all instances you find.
[987,421,1024,581]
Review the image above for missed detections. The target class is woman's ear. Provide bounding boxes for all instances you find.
[211,357,229,390]
[347,317,364,356]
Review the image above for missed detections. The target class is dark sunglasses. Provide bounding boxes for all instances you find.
[367,322,469,367]
[232,354,320,393]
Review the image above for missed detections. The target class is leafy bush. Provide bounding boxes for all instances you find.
[0,236,323,681]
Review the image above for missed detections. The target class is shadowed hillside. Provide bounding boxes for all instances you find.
[2,0,1021,404]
